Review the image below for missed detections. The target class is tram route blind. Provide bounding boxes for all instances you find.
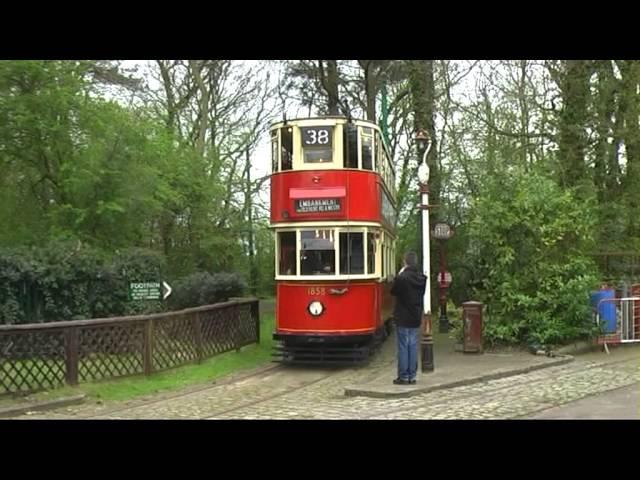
[295,198,341,213]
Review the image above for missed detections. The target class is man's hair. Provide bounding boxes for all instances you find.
[404,251,418,267]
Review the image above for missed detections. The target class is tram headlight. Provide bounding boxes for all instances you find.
[308,301,324,316]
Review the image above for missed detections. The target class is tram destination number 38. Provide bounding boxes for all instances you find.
[301,127,333,146]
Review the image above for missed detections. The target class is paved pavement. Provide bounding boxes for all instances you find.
[344,332,570,398]
[12,332,640,420]
[529,382,639,419]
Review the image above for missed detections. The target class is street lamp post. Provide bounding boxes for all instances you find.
[415,129,434,373]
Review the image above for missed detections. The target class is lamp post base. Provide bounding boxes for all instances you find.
[421,313,434,373]
[421,336,434,372]
[439,314,449,334]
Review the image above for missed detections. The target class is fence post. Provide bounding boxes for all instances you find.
[194,312,203,363]
[143,319,154,376]
[64,327,79,386]
[252,300,260,345]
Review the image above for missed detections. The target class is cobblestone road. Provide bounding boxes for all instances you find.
[21,349,640,420]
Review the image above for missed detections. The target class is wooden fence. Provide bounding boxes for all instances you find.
[0,298,259,395]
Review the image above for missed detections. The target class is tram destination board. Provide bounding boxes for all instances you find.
[295,198,341,213]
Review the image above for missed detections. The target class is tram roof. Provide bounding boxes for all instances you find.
[269,116,381,130]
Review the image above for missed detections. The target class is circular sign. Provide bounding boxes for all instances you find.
[433,223,454,240]
[438,271,452,287]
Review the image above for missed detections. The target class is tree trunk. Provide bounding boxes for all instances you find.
[318,60,340,115]
[188,60,210,157]
[409,60,440,214]
[557,60,591,188]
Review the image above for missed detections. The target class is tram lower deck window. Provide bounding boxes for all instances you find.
[301,229,335,275]
[367,232,376,274]
[339,232,364,274]
[278,232,297,275]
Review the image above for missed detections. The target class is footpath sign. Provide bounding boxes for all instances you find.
[129,281,172,301]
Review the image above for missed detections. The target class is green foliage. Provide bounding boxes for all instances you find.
[468,169,600,347]
[0,243,166,324]
[169,272,246,310]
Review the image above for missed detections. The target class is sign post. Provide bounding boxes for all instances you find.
[432,222,454,333]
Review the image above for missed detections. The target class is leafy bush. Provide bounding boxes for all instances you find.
[468,169,600,348]
[0,243,166,324]
[170,272,246,310]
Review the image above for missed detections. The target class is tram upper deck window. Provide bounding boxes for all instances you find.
[271,130,278,173]
[281,127,293,170]
[339,232,364,274]
[278,231,297,275]
[343,124,358,168]
[301,126,333,163]
[301,229,335,275]
[361,127,373,170]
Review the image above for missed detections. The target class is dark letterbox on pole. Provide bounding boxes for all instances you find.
[462,301,483,354]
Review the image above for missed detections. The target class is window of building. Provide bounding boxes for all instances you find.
[301,229,335,275]
[278,231,297,275]
[339,232,364,274]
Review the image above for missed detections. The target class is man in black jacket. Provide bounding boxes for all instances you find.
[390,251,427,385]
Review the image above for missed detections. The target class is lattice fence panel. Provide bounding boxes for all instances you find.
[200,303,257,358]
[78,323,145,381]
[152,315,198,370]
[0,330,66,394]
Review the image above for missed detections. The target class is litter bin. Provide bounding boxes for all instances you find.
[462,301,483,353]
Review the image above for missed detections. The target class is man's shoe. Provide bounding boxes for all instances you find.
[408,379,416,385]
[393,378,409,385]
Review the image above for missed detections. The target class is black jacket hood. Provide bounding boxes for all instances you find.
[402,265,427,288]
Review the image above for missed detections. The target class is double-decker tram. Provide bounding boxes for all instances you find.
[269,116,398,364]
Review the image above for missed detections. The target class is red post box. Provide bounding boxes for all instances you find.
[462,301,483,354]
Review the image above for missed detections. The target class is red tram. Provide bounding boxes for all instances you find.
[269,116,398,363]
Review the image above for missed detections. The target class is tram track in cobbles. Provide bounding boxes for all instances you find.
[27,361,381,419]
[18,362,286,419]
[18,336,396,419]
[21,344,638,419]
[208,356,639,420]
[92,365,379,420]
[208,360,587,419]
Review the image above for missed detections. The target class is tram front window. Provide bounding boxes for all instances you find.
[301,230,335,275]
[301,126,333,163]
